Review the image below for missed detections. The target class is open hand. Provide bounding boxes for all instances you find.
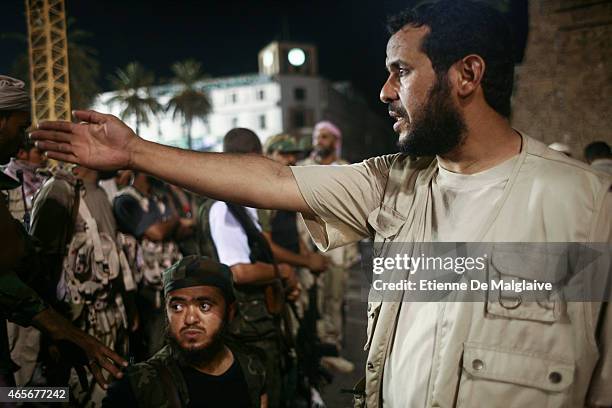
[67,328,127,389]
[30,110,141,171]
[32,308,127,389]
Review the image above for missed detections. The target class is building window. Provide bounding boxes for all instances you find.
[293,110,305,128]
[230,93,238,104]
[257,90,265,101]
[290,108,313,129]
[259,114,266,129]
[231,117,238,128]
[294,87,306,101]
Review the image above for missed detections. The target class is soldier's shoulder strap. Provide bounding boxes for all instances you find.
[225,203,275,265]
[195,197,220,260]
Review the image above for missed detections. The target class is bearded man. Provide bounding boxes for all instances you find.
[102,255,268,407]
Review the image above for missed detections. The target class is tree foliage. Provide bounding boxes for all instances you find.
[107,62,162,134]
[166,59,211,149]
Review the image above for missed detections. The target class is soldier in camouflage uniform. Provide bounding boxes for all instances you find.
[102,255,268,408]
[30,164,137,406]
[0,74,127,389]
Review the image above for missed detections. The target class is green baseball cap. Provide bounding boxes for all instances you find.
[163,255,235,303]
[265,133,302,154]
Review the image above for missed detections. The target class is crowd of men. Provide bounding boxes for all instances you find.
[2,1,612,407]
[1,71,358,407]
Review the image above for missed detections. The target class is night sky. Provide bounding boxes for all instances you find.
[1,0,528,118]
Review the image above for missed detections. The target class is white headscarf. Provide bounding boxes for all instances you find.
[0,75,30,112]
[313,120,342,157]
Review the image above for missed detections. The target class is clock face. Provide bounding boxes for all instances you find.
[263,51,274,68]
[288,48,306,66]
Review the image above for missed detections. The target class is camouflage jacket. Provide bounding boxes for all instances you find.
[124,344,266,408]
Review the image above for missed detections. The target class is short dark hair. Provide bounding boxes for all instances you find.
[223,128,262,154]
[584,141,611,163]
[387,0,515,118]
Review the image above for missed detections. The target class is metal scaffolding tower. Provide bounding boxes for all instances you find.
[25,0,71,124]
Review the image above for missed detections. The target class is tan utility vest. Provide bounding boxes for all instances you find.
[363,135,612,407]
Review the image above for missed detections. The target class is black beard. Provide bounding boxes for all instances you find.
[165,321,227,367]
[397,74,466,157]
[314,146,334,159]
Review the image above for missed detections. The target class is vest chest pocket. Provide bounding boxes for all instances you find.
[367,205,406,258]
[486,245,570,322]
[455,342,574,408]
[229,295,276,339]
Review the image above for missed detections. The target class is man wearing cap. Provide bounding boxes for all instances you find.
[0,74,127,389]
[261,133,327,282]
[102,255,268,408]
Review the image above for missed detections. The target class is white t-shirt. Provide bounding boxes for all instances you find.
[382,156,518,408]
[208,202,261,267]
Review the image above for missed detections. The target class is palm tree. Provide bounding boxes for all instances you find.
[166,60,211,149]
[2,18,101,110]
[107,62,162,135]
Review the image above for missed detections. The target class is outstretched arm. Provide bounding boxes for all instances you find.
[30,110,312,215]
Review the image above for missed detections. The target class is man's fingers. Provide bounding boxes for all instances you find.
[30,129,72,143]
[36,120,74,133]
[102,346,128,368]
[73,109,107,124]
[96,355,123,381]
[43,151,79,164]
[88,361,108,389]
[35,140,74,154]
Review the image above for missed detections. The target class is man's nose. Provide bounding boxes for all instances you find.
[380,75,398,104]
[185,306,200,324]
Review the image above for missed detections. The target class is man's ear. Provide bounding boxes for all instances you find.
[454,54,486,98]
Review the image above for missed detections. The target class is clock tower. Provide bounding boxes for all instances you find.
[258,41,318,76]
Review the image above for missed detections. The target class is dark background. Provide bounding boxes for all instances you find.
[1,0,528,115]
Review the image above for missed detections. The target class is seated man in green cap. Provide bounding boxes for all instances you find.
[102,255,268,408]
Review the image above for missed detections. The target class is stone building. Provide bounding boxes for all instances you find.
[94,41,393,162]
[512,0,612,158]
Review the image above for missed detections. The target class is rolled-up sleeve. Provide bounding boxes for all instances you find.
[290,155,398,251]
